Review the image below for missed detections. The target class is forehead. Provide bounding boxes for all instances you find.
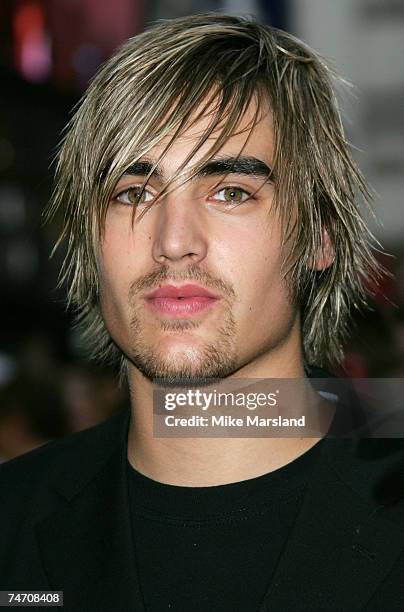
[131,96,274,175]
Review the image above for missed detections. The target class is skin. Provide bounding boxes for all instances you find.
[98,100,335,486]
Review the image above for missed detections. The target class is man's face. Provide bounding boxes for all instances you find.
[98,100,300,382]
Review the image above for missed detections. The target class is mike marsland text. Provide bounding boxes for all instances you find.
[164,414,306,428]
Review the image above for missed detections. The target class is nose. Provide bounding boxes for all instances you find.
[151,189,208,266]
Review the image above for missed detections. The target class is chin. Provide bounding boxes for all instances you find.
[127,342,238,386]
[123,311,238,383]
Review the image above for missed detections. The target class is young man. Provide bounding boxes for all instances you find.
[1,13,403,611]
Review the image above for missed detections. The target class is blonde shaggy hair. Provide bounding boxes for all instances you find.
[46,13,383,370]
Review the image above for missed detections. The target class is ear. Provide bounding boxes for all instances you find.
[308,227,335,271]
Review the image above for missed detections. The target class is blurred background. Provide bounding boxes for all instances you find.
[0,0,403,461]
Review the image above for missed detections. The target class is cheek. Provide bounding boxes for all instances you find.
[98,241,127,297]
[244,254,288,311]
[99,211,148,292]
[102,210,134,261]
[97,216,136,316]
[227,224,294,326]
[97,234,136,351]
[230,222,286,293]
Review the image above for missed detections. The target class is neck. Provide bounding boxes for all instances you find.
[126,336,334,487]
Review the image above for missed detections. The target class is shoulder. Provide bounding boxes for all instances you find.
[0,409,130,562]
[321,437,404,510]
[0,408,130,499]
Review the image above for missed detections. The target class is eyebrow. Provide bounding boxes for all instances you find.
[122,156,275,183]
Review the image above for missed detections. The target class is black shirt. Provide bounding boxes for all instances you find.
[127,440,323,611]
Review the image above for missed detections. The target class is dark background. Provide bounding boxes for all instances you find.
[0,0,403,461]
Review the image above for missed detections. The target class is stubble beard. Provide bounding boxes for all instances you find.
[126,307,238,386]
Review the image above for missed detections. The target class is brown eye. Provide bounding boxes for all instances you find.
[214,187,250,204]
[115,186,153,205]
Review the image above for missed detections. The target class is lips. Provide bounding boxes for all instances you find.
[144,284,220,317]
[145,284,218,299]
